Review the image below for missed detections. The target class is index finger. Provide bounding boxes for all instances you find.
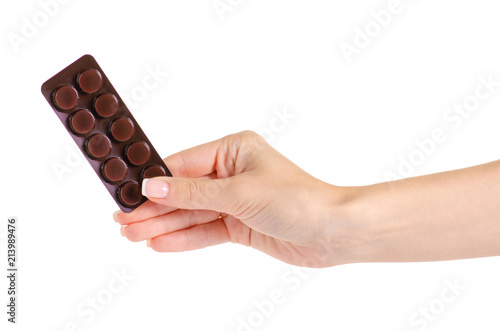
[163,136,223,178]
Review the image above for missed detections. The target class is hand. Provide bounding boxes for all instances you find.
[114,131,352,267]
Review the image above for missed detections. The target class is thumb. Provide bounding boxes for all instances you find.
[141,176,242,214]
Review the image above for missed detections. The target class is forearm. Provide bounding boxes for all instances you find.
[339,160,500,264]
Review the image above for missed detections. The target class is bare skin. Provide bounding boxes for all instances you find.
[114,131,500,267]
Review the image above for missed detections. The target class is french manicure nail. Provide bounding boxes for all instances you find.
[147,239,151,247]
[142,178,168,198]
[120,226,126,237]
[113,210,121,223]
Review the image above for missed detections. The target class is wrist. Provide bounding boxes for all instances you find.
[319,184,381,266]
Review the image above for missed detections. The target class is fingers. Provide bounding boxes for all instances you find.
[163,130,265,179]
[142,175,246,216]
[149,218,230,252]
[114,200,177,225]
[142,131,269,214]
[163,137,224,178]
[122,209,220,242]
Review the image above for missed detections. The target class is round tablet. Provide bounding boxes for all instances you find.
[69,109,95,135]
[102,157,127,182]
[118,181,142,207]
[54,85,78,110]
[142,165,167,179]
[126,141,150,166]
[94,93,118,117]
[110,117,134,142]
[78,69,102,94]
[86,133,111,159]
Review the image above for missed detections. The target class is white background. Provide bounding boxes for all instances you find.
[1,0,500,330]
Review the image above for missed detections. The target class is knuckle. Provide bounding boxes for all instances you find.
[242,130,267,152]
[181,179,204,203]
[190,209,204,220]
[184,209,201,228]
[239,130,259,138]
[240,130,265,144]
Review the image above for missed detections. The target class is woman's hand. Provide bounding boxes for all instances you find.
[114,131,354,267]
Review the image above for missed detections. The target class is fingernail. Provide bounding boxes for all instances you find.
[147,239,151,247]
[113,210,121,223]
[120,226,126,237]
[142,178,168,198]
